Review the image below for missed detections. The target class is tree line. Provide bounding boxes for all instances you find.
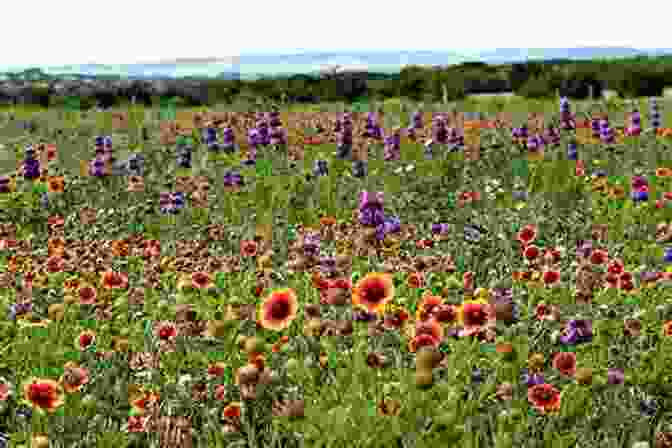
[4,55,672,108]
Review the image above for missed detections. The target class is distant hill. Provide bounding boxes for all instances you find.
[2,48,672,80]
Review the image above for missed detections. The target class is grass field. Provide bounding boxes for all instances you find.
[1,96,672,447]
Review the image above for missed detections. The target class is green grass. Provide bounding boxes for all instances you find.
[0,99,672,447]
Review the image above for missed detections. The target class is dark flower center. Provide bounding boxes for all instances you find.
[269,299,290,319]
[361,281,386,303]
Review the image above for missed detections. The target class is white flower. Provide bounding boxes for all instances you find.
[178,374,193,386]
[631,442,650,448]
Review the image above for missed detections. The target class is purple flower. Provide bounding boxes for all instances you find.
[640,398,658,417]
[319,256,336,275]
[559,319,592,345]
[352,309,377,322]
[22,159,41,179]
[223,170,243,187]
[302,232,321,257]
[89,158,106,177]
[607,368,624,385]
[431,223,449,235]
[631,176,648,190]
[270,127,287,145]
[520,368,545,386]
[576,240,593,258]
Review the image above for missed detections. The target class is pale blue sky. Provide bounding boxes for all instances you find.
[3,0,669,68]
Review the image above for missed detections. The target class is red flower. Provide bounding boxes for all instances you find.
[463,271,474,290]
[523,245,540,261]
[258,288,299,331]
[415,239,433,249]
[434,304,457,323]
[78,285,97,305]
[535,303,559,321]
[352,273,395,314]
[528,383,561,414]
[542,270,561,286]
[608,259,624,275]
[142,240,161,258]
[22,378,64,413]
[46,256,65,273]
[516,224,537,246]
[77,330,96,350]
[408,334,439,353]
[207,362,226,377]
[191,271,213,289]
[543,248,562,265]
[48,215,65,227]
[155,322,177,341]
[620,280,635,292]
[460,302,490,329]
[552,352,577,377]
[101,271,129,290]
[589,249,608,265]
[240,240,258,257]
[127,415,150,433]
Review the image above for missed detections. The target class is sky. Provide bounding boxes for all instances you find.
[2,0,670,68]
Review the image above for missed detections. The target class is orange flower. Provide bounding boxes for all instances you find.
[272,335,290,353]
[656,167,672,177]
[663,320,672,337]
[76,330,96,350]
[352,272,395,314]
[48,237,66,257]
[311,271,329,290]
[207,362,227,378]
[320,216,337,227]
[240,240,258,257]
[191,271,213,289]
[383,307,409,329]
[258,288,299,331]
[407,272,424,289]
[416,293,443,321]
[63,277,81,291]
[222,402,241,419]
[111,239,130,257]
[47,176,65,193]
[408,334,440,353]
[528,383,561,414]
[127,176,145,192]
[101,271,129,290]
[414,318,444,341]
[131,391,161,415]
[22,378,64,413]
[59,362,90,393]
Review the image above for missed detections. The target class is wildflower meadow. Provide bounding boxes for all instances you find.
[1,95,672,447]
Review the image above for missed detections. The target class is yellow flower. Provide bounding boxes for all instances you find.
[474,288,491,301]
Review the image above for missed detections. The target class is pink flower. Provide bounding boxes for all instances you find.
[214,384,227,401]
[0,381,11,401]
